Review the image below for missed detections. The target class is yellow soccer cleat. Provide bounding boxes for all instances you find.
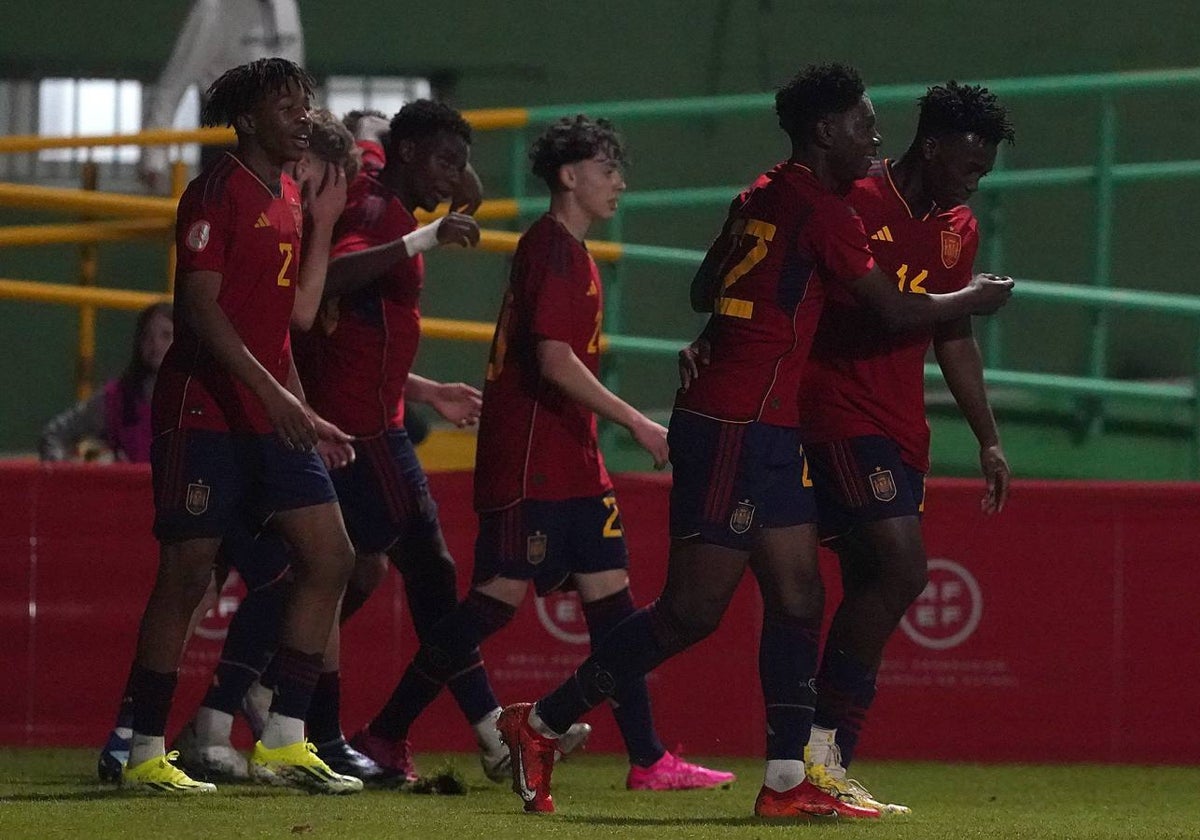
[250,740,363,794]
[804,744,911,816]
[120,750,217,794]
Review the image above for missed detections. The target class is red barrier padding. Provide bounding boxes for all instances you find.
[3,462,1198,763]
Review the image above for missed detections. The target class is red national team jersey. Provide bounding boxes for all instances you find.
[798,159,980,472]
[474,214,612,511]
[304,172,423,437]
[154,153,303,435]
[675,162,876,427]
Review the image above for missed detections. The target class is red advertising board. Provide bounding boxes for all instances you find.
[2,462,1197,764]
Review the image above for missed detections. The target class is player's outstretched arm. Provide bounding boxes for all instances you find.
[293,162,347,330]
[537,340,669,468]
[180,269,315,450]
[933,316,1010,514]
[851,266,1014,331]
[324,213,480,300]
[405,373,482,428]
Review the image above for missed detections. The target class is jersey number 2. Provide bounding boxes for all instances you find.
[276,242,294,287]
[717,218,775,319]
[601,496,624,538]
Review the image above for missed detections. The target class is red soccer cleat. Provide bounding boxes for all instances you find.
[754,779,881,819]
[496,703,558,813]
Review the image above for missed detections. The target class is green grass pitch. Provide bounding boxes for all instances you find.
[2,749,1199,839]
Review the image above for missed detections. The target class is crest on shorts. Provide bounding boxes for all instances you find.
[869,468,897,503]
[186,220,211,252]
[729,499,756,534]
[941,230,962,269]
[527,532,548,565]
[185,482,210,515]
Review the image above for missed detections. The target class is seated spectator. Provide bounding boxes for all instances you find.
[39,302,173,463]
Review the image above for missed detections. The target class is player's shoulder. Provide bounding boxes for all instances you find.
[342,172,399,229]
[182,153,241,210]
[517,214,581,278]
[940,203,979,238]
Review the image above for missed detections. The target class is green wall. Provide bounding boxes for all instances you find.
[3,1,1200,477]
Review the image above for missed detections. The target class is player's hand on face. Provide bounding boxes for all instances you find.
[966,273,1014,316]
[437,212,481,248]
[677,337,712,392]
[430,382,483,427]
[630,416,669,470]
[980,443,1010,514]
[451,164,484,215]
[304,162,347,227]
[264,385,318,452]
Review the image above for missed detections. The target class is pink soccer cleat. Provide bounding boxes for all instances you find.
[496,703,558,813]
[347,729,418,784]
[626,750,737,791]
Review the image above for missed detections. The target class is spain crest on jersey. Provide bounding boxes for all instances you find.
[185,482,210,515]
[869,469,897,503]
[729,500,756,534]
[527,532,548,565]
[941,230,962,269]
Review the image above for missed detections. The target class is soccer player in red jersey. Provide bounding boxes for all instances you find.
[794,82,1015,813]
[357,114,734,797]
[498,65,1013,818]
[120,58,363,794]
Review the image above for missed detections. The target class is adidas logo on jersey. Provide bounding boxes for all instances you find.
[254,213,271,229]
[870,226,893,242]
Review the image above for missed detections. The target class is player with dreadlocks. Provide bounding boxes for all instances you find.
[117,57,361,794]
[786,81,1016,814]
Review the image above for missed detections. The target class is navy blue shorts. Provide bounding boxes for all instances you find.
[151,429,336,543]
[668,410,817,551]
[330,429,441,555]
[473,493,629,596]
[804,435,926,543]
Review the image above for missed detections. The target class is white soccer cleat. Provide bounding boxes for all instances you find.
[172,720,249,782]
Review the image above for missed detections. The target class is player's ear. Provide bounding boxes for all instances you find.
[813,116,836,150]
[234,113,256,137]
[921,135,939,162]
[557,162,576,192]
[395,138,417,165]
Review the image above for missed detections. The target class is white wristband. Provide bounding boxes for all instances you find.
[403,217,443,257]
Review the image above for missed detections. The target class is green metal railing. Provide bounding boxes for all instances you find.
[495,68,1200,461]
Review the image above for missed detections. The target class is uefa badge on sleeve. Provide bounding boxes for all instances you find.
[186,220,211,252]
[729,500,756,534]
[940,230,962,269]
[869,468,897,503]
[527,532,548,566]
[185,481,210,515]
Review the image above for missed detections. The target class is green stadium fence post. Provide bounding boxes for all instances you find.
[599,206,626,459]
[1085,94,1118,438]
[1192,329,1200,477]
[983,144,1007,368]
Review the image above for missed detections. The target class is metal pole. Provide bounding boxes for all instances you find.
[1087,95,1118,436]
[76,161,99,401]
[167,159,188,293]
[983,144,1007,367]
[599,208,626,455]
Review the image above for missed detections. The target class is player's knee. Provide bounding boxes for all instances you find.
[888,560,929,614]
[652,599,720,649]
[353,552,390,596]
